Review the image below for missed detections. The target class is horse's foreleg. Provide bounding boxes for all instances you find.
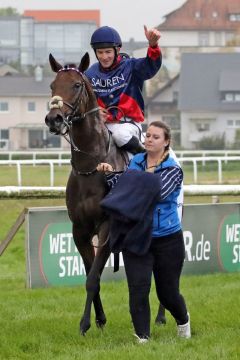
[92,221,110,329]
[73,221,110,335]
[72,225,96,335]
[80,242,110,335]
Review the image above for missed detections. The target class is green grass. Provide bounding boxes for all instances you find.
[0,162,239,186]
[0,198,240,359]
[182,163,240,184]
[0,165,71,186]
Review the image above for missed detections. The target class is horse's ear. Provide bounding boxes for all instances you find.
[79,52,90,73]
[49,53,62,73]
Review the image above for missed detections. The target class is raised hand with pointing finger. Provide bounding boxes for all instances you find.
[144,25,161,47]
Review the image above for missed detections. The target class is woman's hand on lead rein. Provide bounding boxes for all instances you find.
[96,163,114,172]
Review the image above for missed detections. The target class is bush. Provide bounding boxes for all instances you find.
[231,129,240,149]
[197,134,225,150]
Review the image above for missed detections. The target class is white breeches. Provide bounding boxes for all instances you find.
[106,121,143,147]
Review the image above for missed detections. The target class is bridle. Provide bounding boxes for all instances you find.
[49,67,99,133]
[48,66,110,175]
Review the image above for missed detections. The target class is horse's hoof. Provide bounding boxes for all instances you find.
[80,318,91,336]
[155,316,167,325]
[95,316,107,330]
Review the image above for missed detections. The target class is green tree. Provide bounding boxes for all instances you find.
[147,65,170,97]
[0,7,19,16]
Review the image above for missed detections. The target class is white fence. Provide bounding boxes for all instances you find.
[0,156,239,186]
[0,185,240,196]
[1,149,240,161]
[175,150,240,158]
[178,156,239,183]
[0,150,70,161]
[0,159,70,187]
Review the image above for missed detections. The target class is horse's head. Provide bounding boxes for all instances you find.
[45,53,90,134]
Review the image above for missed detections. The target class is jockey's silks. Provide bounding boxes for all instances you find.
[85,46,162,123]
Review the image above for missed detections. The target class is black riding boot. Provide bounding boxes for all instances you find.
[120,136,145,155]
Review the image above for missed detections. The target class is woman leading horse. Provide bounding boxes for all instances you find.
[45,50,167,336]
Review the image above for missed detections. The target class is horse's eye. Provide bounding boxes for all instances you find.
[74,83,81,89]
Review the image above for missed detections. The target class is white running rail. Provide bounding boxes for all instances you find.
[0,159,70,186]
[0,185,240,196]
[0,156,239,185]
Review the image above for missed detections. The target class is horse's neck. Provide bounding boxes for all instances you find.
[70,79,114,169]
[71,113,109,171]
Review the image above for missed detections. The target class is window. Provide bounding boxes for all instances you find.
[227,120,240,128]
[196,123,210,132]
[223,93,240,102]
[28,102,36,112]
[229,14,240,21]
[162,115,180,130]
[0,102,9,112]
[28,129,61,148]
[1,129,9,139]
[0,129,9,148]
[199,32,209,46]
[173,91,178,102]
[225,93,234,102]
[235,94,240,102]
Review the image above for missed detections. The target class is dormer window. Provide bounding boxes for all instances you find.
[235,94,240,102]
[229,14,240,21]
[225,93,234,102]
[195,11,201,19]
[223,93,240,102]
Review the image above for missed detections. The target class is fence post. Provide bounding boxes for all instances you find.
[218,159,222,184]
[50,162,54,186]
[17,162,22,186]
[193,159,198,183]
[33,152,36,166]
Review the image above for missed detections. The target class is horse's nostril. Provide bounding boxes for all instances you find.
[55,114,64,124]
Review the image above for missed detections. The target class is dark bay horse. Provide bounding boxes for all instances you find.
[45,52,166,335]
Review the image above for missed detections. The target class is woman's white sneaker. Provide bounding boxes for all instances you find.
[134,334,149,344]
[177,313,191,339]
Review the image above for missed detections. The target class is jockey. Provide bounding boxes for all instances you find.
[85,25,162,154]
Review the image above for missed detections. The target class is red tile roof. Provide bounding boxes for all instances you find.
[158,0,240,30]
[23,10,100,26]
